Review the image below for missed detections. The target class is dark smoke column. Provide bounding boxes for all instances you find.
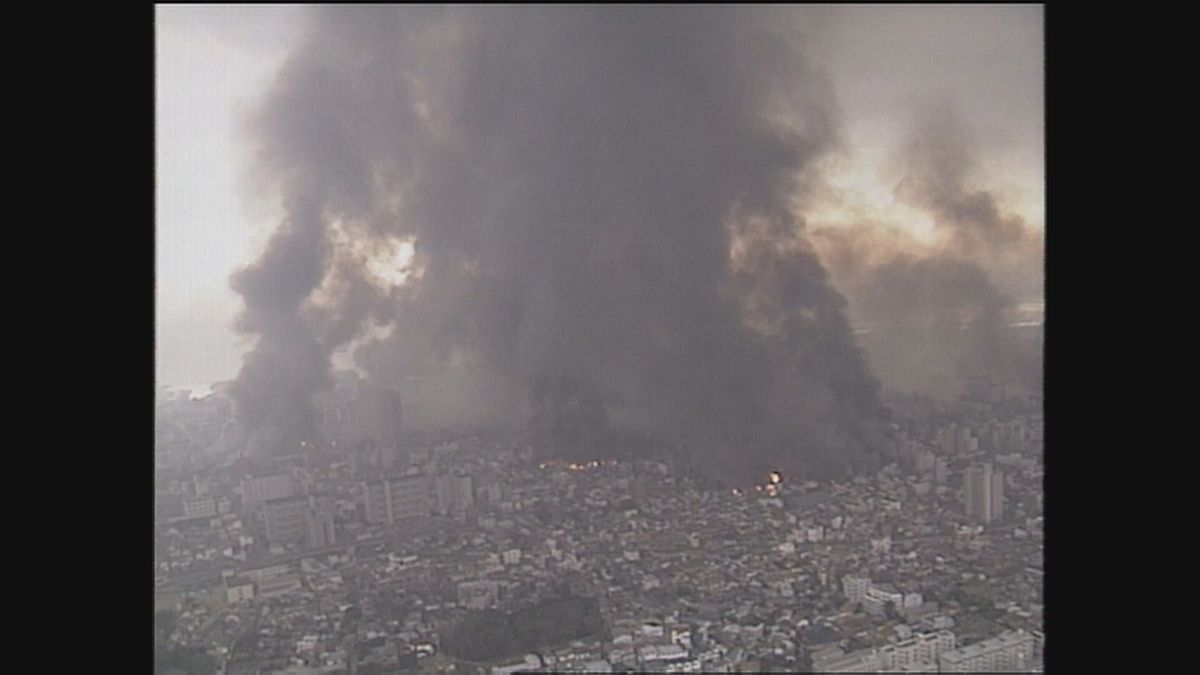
[228,6,890,480]
[228,199,330,458]
[812,109,1044,400]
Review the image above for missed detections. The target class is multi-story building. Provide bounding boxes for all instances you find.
[820,647,882,673]
[878,631,956,671]
[915,450,936,476]
[240,471,297,508]
[936,425,958,455]
[262,495,310,546]
[348,441,404,475]
[964,463,1005,523]
[956,425,979,454]
[934,457,950,485]
[863,584,904,616]
[224,577,255,605]
[181,495,217,520]
[434,474,475,516]
[638,644,689,668]
[363,474,432,525]
[260,493,336,547]
[304,509,336,549]
[938,630,1034,672]
[842,575,872,604]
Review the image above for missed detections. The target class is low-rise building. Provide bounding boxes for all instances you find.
[820,647,882,673]
[256,574,303,599]
[225,577,255,604]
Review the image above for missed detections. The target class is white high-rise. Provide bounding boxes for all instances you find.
[964,463,1004,523]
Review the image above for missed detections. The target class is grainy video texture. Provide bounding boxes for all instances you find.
[156,6,1044,674]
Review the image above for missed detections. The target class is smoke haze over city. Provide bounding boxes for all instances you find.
[223,6,914,482]
[155,7,1043,672]
[157,6,1041,483]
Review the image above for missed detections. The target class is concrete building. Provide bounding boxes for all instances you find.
[492,655,543,675]
[878,631,955,671]
[863,584,904,616]
[241,471,297,507]
[638,643,688,665]
[956,426,979,454]
[938,630,1034,672]
[259,493,336,547]
[964,463,1005,523]
[225,578,256,604]
[305,509,336,549]
[820,647,882,673]
[669,624,692,647]
[434,474,475,516]
[263,495,311,546]
[363,474,432,525]
[181,495,217,520]
[915,450,936,475]
[842,575,872,604]
[934,457,949,485]
[936,425,956,455]
[348,441,404,476]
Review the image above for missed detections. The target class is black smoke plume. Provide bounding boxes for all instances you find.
[229,6,890,483]
[813,108,1043,400]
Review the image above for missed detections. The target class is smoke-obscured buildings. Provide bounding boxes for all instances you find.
[241,471,298,507]
[181,494,217,520]
[262,494,337,548]
[363,474,432,525]
[434,474,475,516]
[964,463,1005,523]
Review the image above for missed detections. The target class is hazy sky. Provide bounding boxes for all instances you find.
[155,4,1043,390]
[156,5,305,388]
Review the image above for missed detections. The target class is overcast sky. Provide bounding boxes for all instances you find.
[155,4,1043,390]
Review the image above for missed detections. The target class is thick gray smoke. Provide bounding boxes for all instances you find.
[229,6,890,482]
[813,108,1043,400]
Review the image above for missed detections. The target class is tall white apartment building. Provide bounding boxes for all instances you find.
[964,463,1005,523]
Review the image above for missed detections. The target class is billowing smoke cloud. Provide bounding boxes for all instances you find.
[813,107,1043,400]
[528,374,610,459]
[894,108,1030,256]
[229,6,891,483]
